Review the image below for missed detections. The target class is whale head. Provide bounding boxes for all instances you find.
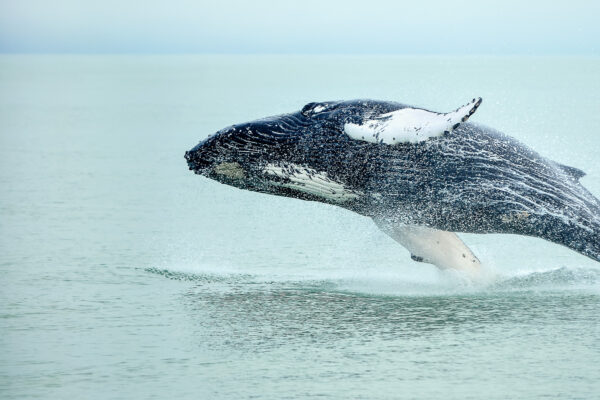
[184,101,404,205]
[185,109,314,195]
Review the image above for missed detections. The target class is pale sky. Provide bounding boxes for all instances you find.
[0,0,598,54]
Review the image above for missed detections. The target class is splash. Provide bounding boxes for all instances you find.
[145,262,600,297]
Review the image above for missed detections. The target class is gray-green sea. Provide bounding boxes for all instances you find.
[1,55,599,399]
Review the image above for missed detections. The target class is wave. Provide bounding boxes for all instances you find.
[490,266,600,291]
[145,263,600,297]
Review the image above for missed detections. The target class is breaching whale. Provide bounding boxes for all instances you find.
[185,99,600,273]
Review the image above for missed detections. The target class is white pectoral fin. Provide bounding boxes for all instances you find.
[345,97,482,144]
[373,219,481,273]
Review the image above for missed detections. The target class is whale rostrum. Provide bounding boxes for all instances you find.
[185,98,600,273]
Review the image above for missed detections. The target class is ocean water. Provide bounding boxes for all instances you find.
[1,55,599,399]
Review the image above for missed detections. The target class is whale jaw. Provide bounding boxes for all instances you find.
[261,163,363,204]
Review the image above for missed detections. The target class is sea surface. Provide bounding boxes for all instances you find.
[1,55,599,399]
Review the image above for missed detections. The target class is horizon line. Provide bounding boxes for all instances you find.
[1,52,599,57]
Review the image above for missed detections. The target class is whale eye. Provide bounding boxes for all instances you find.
[301,102,328,117]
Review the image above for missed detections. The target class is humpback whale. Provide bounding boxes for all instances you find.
[185,99,600,273]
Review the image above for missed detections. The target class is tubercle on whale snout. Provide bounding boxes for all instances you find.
[184,149,211,173]
[184,150,196,171]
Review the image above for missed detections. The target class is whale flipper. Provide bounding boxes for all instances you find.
[344,97,482,144]
[373,218,481,273]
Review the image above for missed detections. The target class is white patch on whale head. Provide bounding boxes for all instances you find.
[344,97,482,145]
[262,163,362,203]
[214,162,245,179]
